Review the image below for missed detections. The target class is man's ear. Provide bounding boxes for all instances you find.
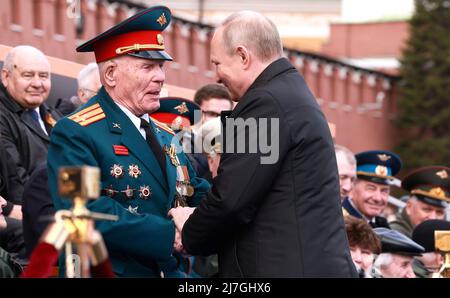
[236,46,250,69]
[1,69,9,87]
[102,60,117,87]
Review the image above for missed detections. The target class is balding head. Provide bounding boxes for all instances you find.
[1,45,51,109]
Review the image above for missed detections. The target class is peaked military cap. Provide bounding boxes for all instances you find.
[77,6,172,63]
[402,166,450,208]
[152,97,200,130]
[374,228,424,256]
[412,219,450,252]
[355,150,402,185]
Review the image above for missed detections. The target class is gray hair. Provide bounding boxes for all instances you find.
[220,11,283,62]
[335,144,356,166]
[373,253,393,271]
[77,62,100,90]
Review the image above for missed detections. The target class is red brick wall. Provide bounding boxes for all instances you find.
[321,21,410,58]
[0,0,401,153]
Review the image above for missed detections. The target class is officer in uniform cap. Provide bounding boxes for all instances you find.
[391,166,449,238]
[412,219,450,277]
[372,227,424,278]
[152,97,200,131]
[342,150,401,228]
[47,6,210,277]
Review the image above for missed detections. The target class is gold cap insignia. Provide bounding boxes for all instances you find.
[174,102,189,114]
[157,34,164,46]
[430,187,445,199]
[377,154,391,162]
[157,13,167,26]
[375,165,388,177]
[436,170,448,179]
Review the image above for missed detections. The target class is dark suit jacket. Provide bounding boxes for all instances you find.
[22,163,55,258]
[182,58,357,277]
[0,84,62,190]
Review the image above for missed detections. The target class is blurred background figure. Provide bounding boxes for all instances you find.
[344,215,381,277]
[335,144,357,202]
[412,219,450,278]
[55,62,101,116]
[372,228,424,278]
[390,166,449,238]
[193,83,233,126]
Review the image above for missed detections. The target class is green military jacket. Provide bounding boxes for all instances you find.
[48,87,210,277]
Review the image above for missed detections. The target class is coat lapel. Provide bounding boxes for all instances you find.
[20,110,50,142]
[153,125,177,200]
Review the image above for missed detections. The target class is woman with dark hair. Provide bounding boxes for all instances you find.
[344,215,381,277]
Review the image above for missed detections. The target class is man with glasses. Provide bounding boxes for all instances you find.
[193,83,233,125]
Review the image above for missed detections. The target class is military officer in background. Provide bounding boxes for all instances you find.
[342,150,402,228]
[47,6,210,277]
[390,166,449,238]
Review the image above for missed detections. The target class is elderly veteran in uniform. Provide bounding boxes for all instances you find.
[390,166,449,238]
[412,219,450,277]
[47,6,209,277]
[372,228,424,278]
[342,150,402,228]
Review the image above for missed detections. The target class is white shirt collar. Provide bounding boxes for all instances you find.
[114,102,149,139]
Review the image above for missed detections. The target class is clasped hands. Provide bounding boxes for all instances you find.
[167,206,195,255]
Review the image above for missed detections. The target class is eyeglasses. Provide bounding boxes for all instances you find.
[202,110,221,118]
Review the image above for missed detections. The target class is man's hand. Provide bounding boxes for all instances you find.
[0,215,7,230]
[9,204,22,220]
[168,206,195,232]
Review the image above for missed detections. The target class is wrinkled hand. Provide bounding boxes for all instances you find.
[173,228,184,253]
[168,206,195,232]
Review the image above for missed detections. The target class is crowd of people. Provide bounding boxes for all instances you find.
[0,6,448,278]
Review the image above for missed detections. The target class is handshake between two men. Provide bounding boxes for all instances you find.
[168,206,196,255]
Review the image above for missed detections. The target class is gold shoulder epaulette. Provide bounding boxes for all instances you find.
[150,117,175,135]
[68,103,105,127]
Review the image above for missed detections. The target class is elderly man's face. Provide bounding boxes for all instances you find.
[351,179,390,219]
[114,56,165,115]
[381,254,415,278]
[336,152,356,200]
[406,199,445,227]
[2,51,51,109]
[210,28,246,102]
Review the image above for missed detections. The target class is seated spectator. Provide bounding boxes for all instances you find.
[412,219,450,277]
[0,45,62,189]
[391,166,448,238]
[372,228,424,278]
[55,63,101,116]
[344,216,381,277]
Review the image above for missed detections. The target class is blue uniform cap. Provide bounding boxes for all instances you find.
[374,228,424,256]
[355,150,402,185]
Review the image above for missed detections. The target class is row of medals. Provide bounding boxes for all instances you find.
[105,144,193,206]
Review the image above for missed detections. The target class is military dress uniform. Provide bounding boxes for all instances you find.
[342,150,402,229]
[47,6,210,277]
[391,166,450,238]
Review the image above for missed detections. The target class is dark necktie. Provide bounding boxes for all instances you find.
[26,109,44,132]
[140,118,166,177]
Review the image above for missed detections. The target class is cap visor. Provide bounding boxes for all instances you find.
[127,50,173,61]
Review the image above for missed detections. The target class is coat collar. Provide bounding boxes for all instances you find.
[231,58,295,117]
